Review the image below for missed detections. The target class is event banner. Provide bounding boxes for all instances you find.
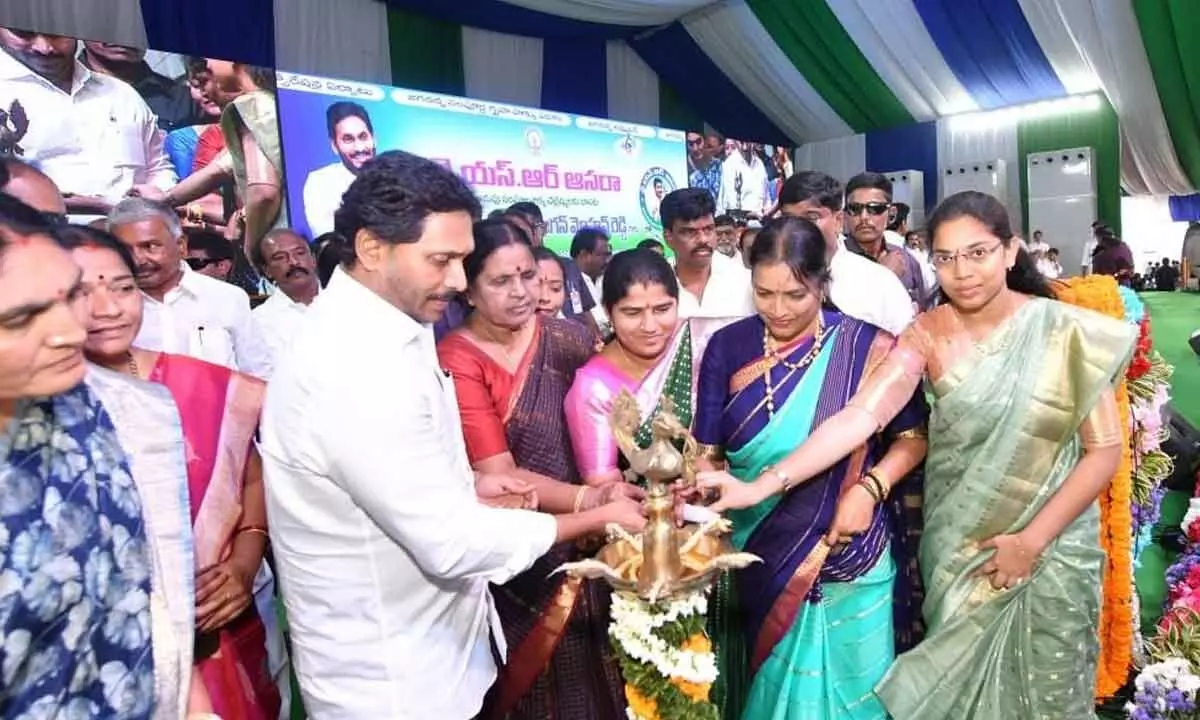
[275,71,687,252]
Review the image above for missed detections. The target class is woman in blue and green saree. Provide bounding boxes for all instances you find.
[692,216,928,720]
[700,191,1136,720]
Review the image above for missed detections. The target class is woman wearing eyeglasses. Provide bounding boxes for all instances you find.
[700,191,1135,720]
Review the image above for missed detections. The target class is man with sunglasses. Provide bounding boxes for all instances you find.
[184,227,236,282]
[777,171,914,335]
[843,172,928,308]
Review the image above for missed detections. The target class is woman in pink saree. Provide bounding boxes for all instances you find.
[63,226,280,720]
[564,248,737,488]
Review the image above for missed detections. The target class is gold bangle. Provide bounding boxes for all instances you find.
[236,526,269,540]
[893,426,927,440]
[696,443,725,462]
[857,478,882,503]
[572,486,589,513]
[865,470,888,500]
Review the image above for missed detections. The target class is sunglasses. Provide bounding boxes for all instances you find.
[186,257,222,271]
[844,202,891,217]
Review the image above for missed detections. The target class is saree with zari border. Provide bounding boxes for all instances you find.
[860,299,1135,719]
[150,353,280,720]
[693,312,927,720]
[441,317,622,719]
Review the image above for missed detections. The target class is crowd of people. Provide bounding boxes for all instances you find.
[0,20,1152,720]
[0,126,1137,720]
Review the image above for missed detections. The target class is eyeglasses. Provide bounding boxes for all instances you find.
[185,257,222,270]
[844,202,891,217]
[930,241,1005,268]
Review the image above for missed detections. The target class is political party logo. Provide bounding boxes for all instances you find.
[639,167,677,230]
[525,127,545,156]
[615,132,641,158]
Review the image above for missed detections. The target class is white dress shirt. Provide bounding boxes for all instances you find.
[829,239,916,336]
[675,251,755,320]
[1081,238,1098,274]
[252,288,316,379]
[717,151,769,216]
[0,47,175,207]
[302,162,356,237]
[581,271,609,330]
[134,263,273,379]
[259,268,557,720]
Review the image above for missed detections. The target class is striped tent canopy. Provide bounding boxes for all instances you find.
[4,0,1200,220]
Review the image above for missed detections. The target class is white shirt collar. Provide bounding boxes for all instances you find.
[0,45,94,96]
[325,266,425,345]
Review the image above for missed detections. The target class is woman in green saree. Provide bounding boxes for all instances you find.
[700,191,1135,719]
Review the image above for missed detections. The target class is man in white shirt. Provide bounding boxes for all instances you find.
[777,172,915,336]
[661,188,754,319]
[259,151,643,719]
[717,141,769,217]
[302,101,377,238]
[0,29,176,220]
[252,228,320,377]
[107,197,272,378]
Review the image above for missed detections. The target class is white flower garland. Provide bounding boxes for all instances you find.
[609,589,719,686]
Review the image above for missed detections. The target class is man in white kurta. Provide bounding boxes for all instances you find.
[259,151,587,719]
[777,171,915,335]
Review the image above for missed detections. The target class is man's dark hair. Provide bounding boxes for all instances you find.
[660,188,715,231]
[888,202,910,232]
[636,238,664,252]
[570,227,609,258]
[0,191,54,239]
[714,214,735,229]
[186,227,235,261]
[778,171,842,213]
[326,102,374,140]
[845,172,893,201]
[506,201,543,224]
[333,151,482,268]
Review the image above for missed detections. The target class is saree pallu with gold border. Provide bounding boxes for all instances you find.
[694,313,927,720]
[483,321,626,720]
[875,299,1135,719]
[150,353,280,720]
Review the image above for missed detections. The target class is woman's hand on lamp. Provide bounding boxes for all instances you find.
[696,470,776,513]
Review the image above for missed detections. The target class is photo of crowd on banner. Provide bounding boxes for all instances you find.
[684,129,793,262]
[0,27,284,300]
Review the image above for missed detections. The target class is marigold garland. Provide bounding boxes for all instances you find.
[610,591,720,720]
[1056,276,1135,698]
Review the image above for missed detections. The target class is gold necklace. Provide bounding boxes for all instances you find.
[761,316,826,417]
[126,351,140,378]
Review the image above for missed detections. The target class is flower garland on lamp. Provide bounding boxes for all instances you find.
[1057,276,1136,698]
[609,590,720,720]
